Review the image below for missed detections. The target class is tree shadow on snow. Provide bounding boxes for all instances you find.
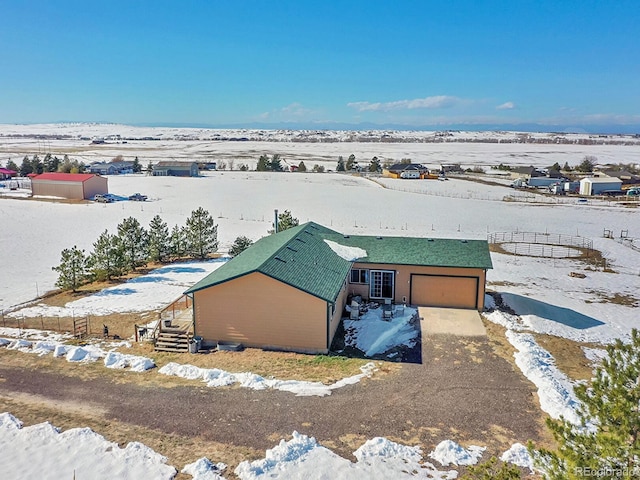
[501,292,605,330]
[152,266,207,275]
[127,275,171,284]
[94,287,137,296]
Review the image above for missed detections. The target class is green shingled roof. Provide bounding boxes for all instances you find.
[321,234,493,269]
[185,222,353,302]
[186,222,492,301]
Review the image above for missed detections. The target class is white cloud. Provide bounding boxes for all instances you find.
[496,101,515,110]
[347,96,462,112]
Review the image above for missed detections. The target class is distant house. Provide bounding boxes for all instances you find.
[185,222,492,354]
[0,168,17,180]
[89,161,134,175]
[598,169,640,186]
[383,163,429,179]
[198,162,217,171]
[579,177,623,195]
[31,173,108,200]
[152,161,199,177]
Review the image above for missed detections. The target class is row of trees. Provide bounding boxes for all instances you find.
[53,208,218,291]
[7,154,87,176]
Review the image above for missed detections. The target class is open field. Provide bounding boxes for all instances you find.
[1,125,640,477]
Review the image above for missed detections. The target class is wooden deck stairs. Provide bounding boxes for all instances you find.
[154,327,191,353]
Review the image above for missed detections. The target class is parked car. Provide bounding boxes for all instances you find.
[94,194,113,203]
[626,187,640,197]
[128,193,148,201]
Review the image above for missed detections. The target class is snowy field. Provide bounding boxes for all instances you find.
[1,124,640,477]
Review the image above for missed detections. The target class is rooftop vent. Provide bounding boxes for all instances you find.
[274,256,286,263]
[460,240,468,243]
[343,235,350,239]
[286,246,298,252]
[295,237,306,243]
[376,236,383,240]
[427,238,434,242]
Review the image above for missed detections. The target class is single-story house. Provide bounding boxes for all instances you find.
[31,172,108,200]
[89,161,134,175]
[383,163,429,179]
[0,168,17,180]
[152,161,199,177]
[579,177,623,196]
[185,222,492,354]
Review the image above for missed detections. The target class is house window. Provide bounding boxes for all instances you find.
[350,269,369,284]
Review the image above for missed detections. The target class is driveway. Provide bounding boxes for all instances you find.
[419,307,487,336]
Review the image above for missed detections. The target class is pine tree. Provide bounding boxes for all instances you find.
[346,154,356,171]
[228,236,254,256]
[6,159,19,173]
[20,156,33,176]
[336,156,346,171]
[269,210,299,234]
[185,207,218,259]
[269,154,283,172]
[368,156,380,172]
[31,155,43,174]
[256,155,269,171]
[169,225,188,259]
[89,230,126,281]
[534,329,640,478]
[148,215,170,263]
[461,457,521,479]
[132,156,142,173]
[117,217,148,271]
[52,246,89,292]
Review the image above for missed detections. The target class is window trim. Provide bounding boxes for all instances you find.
[349,268,369,284]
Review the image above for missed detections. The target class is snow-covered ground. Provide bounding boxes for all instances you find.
[1,413,535,480]
[1,124,639,477]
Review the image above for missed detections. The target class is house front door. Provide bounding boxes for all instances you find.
[370,270,394,299]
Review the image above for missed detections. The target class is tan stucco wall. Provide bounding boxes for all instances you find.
[193,272,335,353]
[348,263,487,310]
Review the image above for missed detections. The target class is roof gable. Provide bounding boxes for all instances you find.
[187,223,493,300]
[186,222,352,302]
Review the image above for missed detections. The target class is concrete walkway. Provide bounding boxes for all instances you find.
[418,307,487,336]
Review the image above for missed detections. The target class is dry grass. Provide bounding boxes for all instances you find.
[585,290,639,307]
[533,334,599,382]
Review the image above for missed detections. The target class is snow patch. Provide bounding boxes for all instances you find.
[506,330,581,424]
[0,413,177,479]
[324,239,367,261]
[181,458,227,480]
[428,440,486,467]
[429,440,487,467]
[158,362,377,397]
[500,443,534,472]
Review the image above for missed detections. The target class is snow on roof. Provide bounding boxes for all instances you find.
[323,239,367,261]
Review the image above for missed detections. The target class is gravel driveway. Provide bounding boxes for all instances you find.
[0,328,544,462]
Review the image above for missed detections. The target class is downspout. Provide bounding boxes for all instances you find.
[187,293,196,335]
[274,209,279,233]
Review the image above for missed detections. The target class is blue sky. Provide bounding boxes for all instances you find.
[1,1,638,132]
